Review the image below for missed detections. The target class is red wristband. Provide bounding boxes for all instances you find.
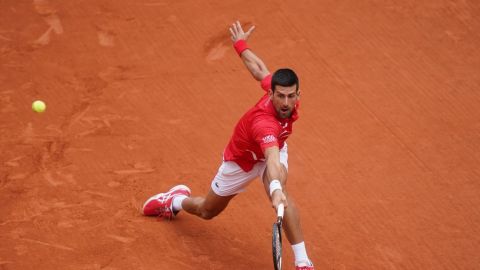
[233,40,249,56]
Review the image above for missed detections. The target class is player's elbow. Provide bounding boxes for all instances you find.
[254,65,269,81]
[251,69,264,81]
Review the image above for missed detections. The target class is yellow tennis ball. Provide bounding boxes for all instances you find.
[32,100,46,113]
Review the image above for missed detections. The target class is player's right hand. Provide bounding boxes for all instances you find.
[271,189,288,210]
[229,20,255,42]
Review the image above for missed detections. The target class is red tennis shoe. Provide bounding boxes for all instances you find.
[296,260,314,270]
[142,185,191,220]
[296,266,315,270]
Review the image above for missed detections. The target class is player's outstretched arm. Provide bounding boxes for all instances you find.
[263,146,288,209]
[229,21,270,81]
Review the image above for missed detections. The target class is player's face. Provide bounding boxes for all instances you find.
[270,85,299,119]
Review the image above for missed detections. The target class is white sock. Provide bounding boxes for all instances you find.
[291,242,310,266]
[172,195,187,212]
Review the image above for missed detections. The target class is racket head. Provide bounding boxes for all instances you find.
[272,221,282,270]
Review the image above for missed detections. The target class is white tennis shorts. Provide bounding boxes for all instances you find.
[211,143,289,196]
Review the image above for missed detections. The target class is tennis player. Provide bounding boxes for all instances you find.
[143,21,315,270]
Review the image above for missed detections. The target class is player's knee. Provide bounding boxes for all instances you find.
[199,204,225,220]
[200,209,220,220]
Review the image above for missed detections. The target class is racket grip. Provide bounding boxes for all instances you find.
[277,203,285,218]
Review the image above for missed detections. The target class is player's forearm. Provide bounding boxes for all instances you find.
[267,166,282,184]
[266,158,283,183]
[240,49,270,81]
[266,161,284,203]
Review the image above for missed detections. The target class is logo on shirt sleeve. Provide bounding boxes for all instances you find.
[262,135,277,144]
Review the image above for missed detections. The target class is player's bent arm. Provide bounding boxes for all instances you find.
[229,21,270,81]
[240,49,270,81]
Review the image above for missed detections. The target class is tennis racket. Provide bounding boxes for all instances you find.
[272,203,285,270]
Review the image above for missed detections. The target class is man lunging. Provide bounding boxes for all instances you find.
[142,21,315,270]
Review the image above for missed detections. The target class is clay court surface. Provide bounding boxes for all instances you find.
[1,0,479,269]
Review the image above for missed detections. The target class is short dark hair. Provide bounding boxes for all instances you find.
[271,68,299,92]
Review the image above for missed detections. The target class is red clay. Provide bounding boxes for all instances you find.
[1,1,479,269]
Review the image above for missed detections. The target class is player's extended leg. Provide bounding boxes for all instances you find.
[262,165,314,269]
[181,189,236,220]
[142,186,235,220]
[143,161,256,220]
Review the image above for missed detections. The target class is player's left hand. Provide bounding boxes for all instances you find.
[229,20,255,42]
